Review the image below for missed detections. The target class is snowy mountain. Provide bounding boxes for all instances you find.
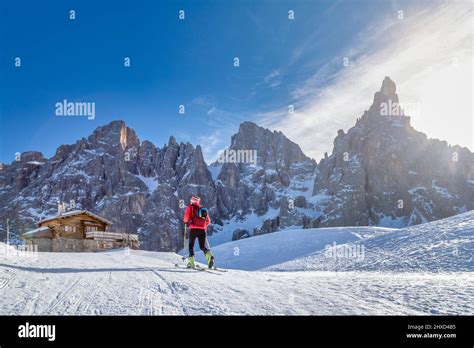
[208,121,318,242]
[1,77,473,251]
[0,121,216,251]
[311,77,474,228]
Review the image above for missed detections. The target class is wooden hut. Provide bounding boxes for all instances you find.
[22,210,139,252]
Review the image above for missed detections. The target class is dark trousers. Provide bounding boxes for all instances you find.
[188,228,209,257]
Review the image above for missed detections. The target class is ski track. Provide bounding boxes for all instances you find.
[1,247,473,315]
[0,268,17,290]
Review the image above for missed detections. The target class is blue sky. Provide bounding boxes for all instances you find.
[1,0,472,164]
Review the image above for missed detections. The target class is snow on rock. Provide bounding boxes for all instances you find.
[207,207,280,245]
[136,174,159,192]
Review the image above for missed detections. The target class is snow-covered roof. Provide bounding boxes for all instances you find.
[22,226,51,237]
[37,210,113,226]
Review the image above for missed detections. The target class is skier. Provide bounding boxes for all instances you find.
[183,195,214,269]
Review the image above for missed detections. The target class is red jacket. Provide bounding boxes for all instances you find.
[184,203,210,230]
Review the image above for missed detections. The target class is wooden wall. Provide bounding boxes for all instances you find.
[39,213,108,239]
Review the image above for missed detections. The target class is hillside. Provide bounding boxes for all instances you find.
[199,226,394,270]
[1,212,473,315]
[0,243,472,315]
[264,210,474,272]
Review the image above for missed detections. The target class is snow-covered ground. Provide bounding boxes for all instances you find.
[0,211,473,315]
[264,210,474,273]
[0,247,472,315]
[199,226,394,270]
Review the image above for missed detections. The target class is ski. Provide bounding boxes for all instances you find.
[174,263,202,271]
[174,263,214,272]
[195,264,228,273]
[210,267,227,272]
[174,263,227,273]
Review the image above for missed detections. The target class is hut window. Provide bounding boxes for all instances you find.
[64,226,76,233]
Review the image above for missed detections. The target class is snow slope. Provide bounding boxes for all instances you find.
[198,226,394,270]
[0,245,473,315]
[1,212,473,315]
[265,210,474,272]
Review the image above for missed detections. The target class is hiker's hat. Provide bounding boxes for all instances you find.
[190,195,201,205]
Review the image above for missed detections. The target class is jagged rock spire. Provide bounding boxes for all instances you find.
[368,76,400,116]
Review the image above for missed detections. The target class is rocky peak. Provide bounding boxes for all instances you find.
[230,121,270,149]
[154,138,213,189]
[213,121,317,226]
[179,144,213,186]
[87,120,140,150]
[51,143,76,161]
[368,76,401,116]
[353,77,412,134]
[229,121,314,168]
[18,151,46,164]
[381,76,397,97]
[314,77,474,228]
[168,136,177,147]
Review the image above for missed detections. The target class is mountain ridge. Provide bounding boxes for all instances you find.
[1,77,473,251]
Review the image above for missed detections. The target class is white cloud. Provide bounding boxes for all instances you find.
[199,106,242,163]
[207,107,216,115]
[192,96,215,106]
[198,130,232,164]
[264,69,281,84]
[259,0,473,161]
[253,69,283,90]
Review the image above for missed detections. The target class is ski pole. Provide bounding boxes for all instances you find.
[205,229,212,251]
[182,223,187,260]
